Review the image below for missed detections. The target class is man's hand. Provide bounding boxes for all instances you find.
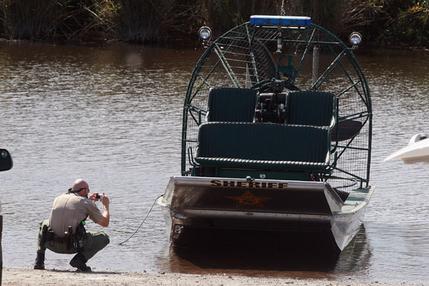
[98,195,110,227]
[88,193,110,227]
[101,195,110,208]
[88,193,109,205]
[88,193,98,201]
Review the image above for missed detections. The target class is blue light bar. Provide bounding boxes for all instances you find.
[250,15,312,27]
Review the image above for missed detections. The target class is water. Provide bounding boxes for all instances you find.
[0,42,428,283]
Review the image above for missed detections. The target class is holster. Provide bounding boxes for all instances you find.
[40,224,55,246]
[72,223,87,251]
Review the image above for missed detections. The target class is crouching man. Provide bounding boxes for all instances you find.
[34,179,110,272]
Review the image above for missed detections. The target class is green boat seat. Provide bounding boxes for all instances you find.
[195,122,330,172]
[287,91,337,127]
[207,88,257,122]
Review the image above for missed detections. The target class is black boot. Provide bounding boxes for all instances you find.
[34,250,45,270]
[70,253,91,272]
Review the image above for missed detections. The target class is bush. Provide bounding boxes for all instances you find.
[0,0,62,40]
[394,2,429,46]
[0,0,118,41]
[1,0,429,47]
[117,0,209,44]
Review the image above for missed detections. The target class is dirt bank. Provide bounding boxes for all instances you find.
[2,268,427,286]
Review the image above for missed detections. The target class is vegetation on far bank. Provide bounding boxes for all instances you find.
[0,0,428,48]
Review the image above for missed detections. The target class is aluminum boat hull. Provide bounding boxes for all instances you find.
[158,176,373,251]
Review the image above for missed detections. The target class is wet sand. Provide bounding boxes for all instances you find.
[2,268,427,286]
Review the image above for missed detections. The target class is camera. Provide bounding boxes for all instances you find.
[95,193,104,200]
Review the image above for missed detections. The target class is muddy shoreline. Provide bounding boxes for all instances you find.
[2,268,427,286]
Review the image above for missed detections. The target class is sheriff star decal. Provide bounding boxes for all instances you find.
[226,191,270,207]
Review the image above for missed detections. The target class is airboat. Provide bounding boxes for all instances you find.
[158,15,373,251]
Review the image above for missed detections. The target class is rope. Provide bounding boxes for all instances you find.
[118,194,162,245]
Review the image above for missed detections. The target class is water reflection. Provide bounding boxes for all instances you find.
[163,226,370,278]
[333,226,371,275]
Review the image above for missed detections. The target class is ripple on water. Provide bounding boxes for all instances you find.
[0,43,428,283]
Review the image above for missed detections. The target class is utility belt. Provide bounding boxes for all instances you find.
[41,222,86,251]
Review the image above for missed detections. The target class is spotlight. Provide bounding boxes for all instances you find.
[349,32,362,46]
[198,26,212,41]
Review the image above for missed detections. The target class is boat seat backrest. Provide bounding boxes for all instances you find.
[207,87,257,122]
[287,91,337,127]
[197,122,329,164]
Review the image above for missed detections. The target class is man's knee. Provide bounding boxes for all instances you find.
[98,232,110,248]
[86,231,110,250]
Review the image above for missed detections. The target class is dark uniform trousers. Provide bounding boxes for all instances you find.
[38,220,109,261]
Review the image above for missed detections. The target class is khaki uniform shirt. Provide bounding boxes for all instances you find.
[49,193,104,237]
